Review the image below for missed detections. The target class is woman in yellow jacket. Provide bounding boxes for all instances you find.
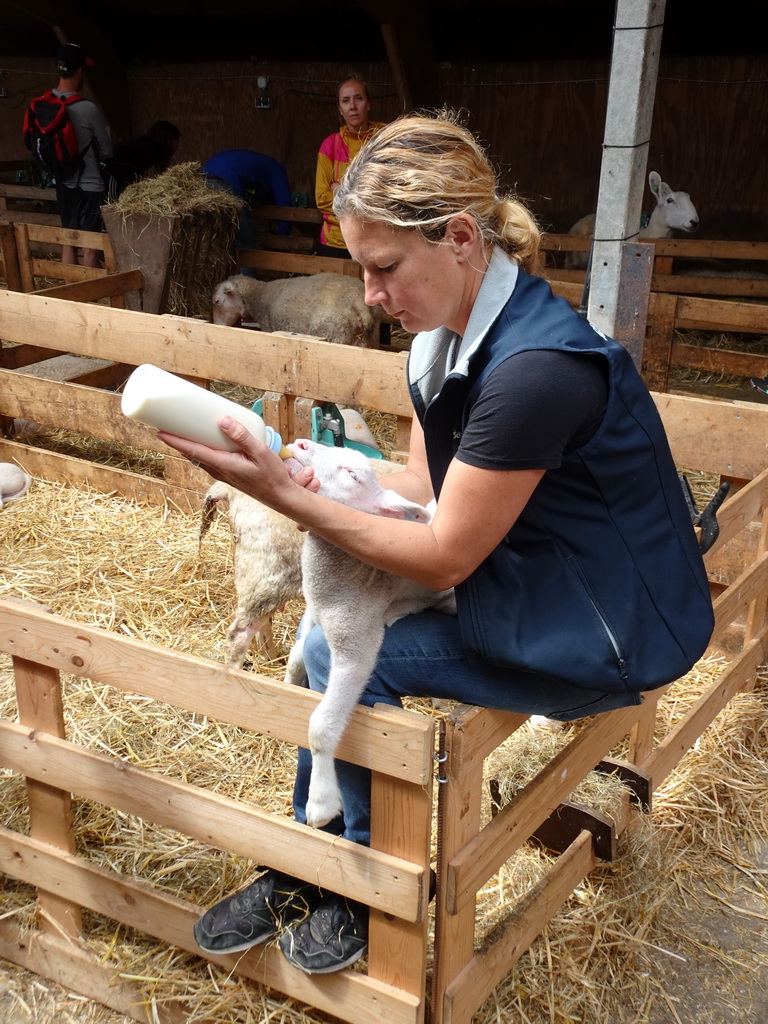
[315,73,386,258]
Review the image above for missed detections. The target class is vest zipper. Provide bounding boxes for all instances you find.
[590,600,628,680]
[569,557,629,681]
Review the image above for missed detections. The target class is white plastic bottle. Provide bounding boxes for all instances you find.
[121,364,291,457]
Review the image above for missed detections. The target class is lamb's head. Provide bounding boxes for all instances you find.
[212,278,248,326]
[288,439,431,521]
[646,170,699,236]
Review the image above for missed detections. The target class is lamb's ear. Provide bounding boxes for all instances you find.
[374,490,431,522]
[648,171,672,203]
[223,282,236,295]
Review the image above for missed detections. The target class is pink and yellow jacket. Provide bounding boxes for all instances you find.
[315,121,386,249]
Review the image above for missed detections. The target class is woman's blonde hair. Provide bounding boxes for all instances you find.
[334,110,542,275]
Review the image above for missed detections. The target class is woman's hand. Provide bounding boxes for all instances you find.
[157,416,320,507]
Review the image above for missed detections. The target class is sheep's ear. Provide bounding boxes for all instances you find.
[375,491,431,522]
[223,282,235,295]
[648,170,661,196]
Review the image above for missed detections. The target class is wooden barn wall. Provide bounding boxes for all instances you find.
[1,54,766,237]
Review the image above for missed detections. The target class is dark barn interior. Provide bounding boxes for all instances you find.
[0,1,766,238]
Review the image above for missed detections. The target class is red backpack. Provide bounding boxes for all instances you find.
[23,90,86,182]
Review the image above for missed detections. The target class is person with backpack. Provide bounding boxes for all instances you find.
[29,44,112,268]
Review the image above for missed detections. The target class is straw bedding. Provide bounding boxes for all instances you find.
[1,442,767,1023]
[668,327,768,396]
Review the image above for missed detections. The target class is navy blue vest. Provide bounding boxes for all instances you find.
[409,269,713,693]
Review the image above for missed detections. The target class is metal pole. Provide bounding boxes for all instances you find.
[587,0,666,352]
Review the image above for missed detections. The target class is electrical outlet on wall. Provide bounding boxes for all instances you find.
[255,75,271,109]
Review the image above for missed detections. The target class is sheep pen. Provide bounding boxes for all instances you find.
[1,445,767,1024]
[667,327,768,400]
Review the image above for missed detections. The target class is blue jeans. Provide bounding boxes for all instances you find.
[292,610,642,845]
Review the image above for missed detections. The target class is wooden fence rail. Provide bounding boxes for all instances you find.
[543,233,768,300]
[0,289,413,493]
[3,211,767,392]
[0,182,58,226]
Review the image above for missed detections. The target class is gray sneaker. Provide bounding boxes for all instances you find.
[194,869,320,954]
[278,893,368,973]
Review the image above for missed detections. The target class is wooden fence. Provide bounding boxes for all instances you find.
[0,181,58,226]
[3,199,767,389]
[542,233,768,389]
[0,288,766,1023]
[245,213,768,389]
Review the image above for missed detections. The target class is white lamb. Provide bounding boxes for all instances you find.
[564,170,699,269]
[201,447,395,666]
[200,481,304,666]
[283,439,456,829]
[211,273,387,348]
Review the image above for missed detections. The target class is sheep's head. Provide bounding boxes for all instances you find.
[647,171,699,235]
[212,279,248,326]
[288,439,431,522]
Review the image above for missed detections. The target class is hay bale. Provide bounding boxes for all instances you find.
[109,161,242,221]
[104,162,242,320]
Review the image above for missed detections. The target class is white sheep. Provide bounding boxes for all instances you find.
[283,439,456,829]
[564,170,699,269]
[0,464,32,509]
[201,449,395,666]
[200,480,304,666]
[211,273,386,348]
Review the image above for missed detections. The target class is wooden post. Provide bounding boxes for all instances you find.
[369,706,434,1022]
[293,395,321,440]
[0,222,22,292]
[260,391,291,441]
[431,708,489,1024]
[628,689,662,765]
[13,222,34,292]
[642,292,678,391]
[13,644,83,939]
[745,512,768,650]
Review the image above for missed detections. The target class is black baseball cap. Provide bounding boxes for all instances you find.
[56,43,95,75]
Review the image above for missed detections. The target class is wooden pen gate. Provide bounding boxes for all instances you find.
[0,290,767,1023]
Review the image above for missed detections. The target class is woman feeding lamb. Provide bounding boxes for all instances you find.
[158,111,714,975]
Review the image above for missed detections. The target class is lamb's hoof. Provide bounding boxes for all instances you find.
[306,795,343,830]
[526,715,565,733]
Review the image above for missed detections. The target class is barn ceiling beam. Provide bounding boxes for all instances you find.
[587,0,666,352]
[355,0,439,112]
